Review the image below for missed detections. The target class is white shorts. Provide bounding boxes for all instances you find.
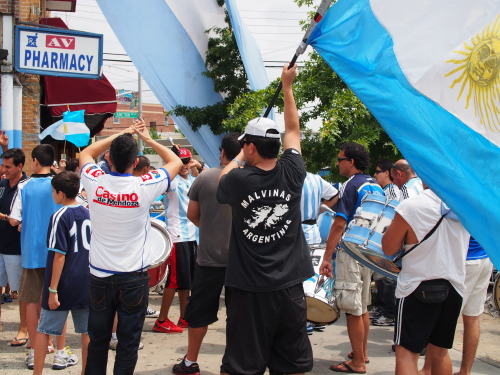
[0,254,23,291]
[461,258,493,316]
[334,248,372,316]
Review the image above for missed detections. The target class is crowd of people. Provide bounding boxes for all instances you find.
[0,64,494,375]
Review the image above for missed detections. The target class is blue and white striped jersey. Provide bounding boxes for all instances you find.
[300,173,338,244]
[399,177,423,201]
[383,182,400,201]
[164,175,198,243]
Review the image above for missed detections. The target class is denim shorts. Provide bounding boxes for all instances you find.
[37,308,89,335]
[0,254,22,290]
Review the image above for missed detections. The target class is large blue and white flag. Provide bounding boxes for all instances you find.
[225,0,269,91]
[96,0,226,168]
[308,0,500,267]
[39,109,90,147]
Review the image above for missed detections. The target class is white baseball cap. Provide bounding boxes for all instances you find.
[238,117,281,141]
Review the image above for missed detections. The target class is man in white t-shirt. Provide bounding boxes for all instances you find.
[382,186,468,375]
[79,119,182,375]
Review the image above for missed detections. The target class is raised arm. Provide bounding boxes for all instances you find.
[79,119,145,169]
[134,121,183,180]
[281,64,300,153]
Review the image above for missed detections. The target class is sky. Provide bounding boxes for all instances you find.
[53,0,322,129]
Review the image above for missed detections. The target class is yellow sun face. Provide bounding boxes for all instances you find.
[445,14,500,132]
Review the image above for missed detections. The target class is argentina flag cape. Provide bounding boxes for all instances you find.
[308,0,500,267]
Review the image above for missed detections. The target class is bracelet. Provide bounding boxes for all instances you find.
[232,159,241,167]
[48,287,58,293]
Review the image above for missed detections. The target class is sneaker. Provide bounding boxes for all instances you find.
[369,306,382,319]
[109,338,144,350]
[153,318,183,333]
[172,356,201,375]
[109,338,118,350]
[312,323,326,331]
[372,315,395,326]
[177,317,189,328]
[146,306,159,318]
[52,346,78,370]
[306,322,314,335]
[2,293,12,303]
[26,349,34,370]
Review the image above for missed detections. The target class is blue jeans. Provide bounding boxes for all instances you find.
[85,272,149,375]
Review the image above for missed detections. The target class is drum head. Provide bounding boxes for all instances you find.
[340,241,399,280]
[494,274,500,313]
[305,295,339,325]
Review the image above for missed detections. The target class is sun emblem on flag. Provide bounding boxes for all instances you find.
[445,14,500,132]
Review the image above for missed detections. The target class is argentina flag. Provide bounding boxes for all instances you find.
[308,0,500,267]
[39,109,90,147]
[96,0,226,168]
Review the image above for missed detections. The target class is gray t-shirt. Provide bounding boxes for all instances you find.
[188,166,231,267]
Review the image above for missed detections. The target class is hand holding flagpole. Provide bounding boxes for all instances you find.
[263,0,333,118]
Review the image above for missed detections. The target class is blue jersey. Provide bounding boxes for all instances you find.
[466,237,488,261]
[42,205,91,311]
[10,175,62,269]
[336,173,384,224]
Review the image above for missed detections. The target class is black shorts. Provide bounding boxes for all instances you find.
[394,282,462,353]
[184,264,230,328]
[222,284,313,375]
[165,241,197,290]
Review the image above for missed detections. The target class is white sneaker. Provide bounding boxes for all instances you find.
[25,349,34,370]
[146,306,159,318]
[109,338,144,350]
[109,338,118,350]
[52,346,79,370]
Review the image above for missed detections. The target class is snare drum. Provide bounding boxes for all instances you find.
[303,245,340,325]
[148,218,173,288]
[341,194,401,280]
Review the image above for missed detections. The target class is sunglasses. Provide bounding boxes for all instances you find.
[374,169,384,174]
[337,157,350,162]
[181,158,191,165]
[239,140,251,147]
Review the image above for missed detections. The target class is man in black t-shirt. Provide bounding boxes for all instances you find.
[0,147,28,345]
[217,64,313,375]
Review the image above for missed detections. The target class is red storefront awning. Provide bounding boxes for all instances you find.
[39,17,117,136]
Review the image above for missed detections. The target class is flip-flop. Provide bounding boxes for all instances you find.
[330,361,366,374]
[10,337,29,346]
[347,352,370,363]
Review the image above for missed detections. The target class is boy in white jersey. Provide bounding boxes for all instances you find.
[80,119,182,374]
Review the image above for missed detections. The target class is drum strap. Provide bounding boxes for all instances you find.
[393,215,445,263]
[302,219,317,225]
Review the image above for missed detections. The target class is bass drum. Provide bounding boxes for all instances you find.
[147,218,172,288]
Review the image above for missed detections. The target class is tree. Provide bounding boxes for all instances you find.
[170,0,402,181]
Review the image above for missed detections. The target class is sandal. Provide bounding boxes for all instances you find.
[10,337,29,346]
[330,362,366,373]
[347,352,370,363]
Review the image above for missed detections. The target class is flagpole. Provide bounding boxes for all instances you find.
[263,0,332,118]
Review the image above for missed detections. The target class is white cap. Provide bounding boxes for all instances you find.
[238,117,281,140]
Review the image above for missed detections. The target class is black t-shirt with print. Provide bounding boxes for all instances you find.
[217,148,313,292]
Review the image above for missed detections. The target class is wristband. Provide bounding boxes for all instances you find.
[48,287,58,293]
[232,159,241,167]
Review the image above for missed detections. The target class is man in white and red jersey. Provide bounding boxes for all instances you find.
[79,119,182,375]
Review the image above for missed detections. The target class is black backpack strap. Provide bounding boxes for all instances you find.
[393,215,445,263]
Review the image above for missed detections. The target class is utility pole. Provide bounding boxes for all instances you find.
[138,72,143,155]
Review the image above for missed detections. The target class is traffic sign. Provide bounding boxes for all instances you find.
[114,112,139,118]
